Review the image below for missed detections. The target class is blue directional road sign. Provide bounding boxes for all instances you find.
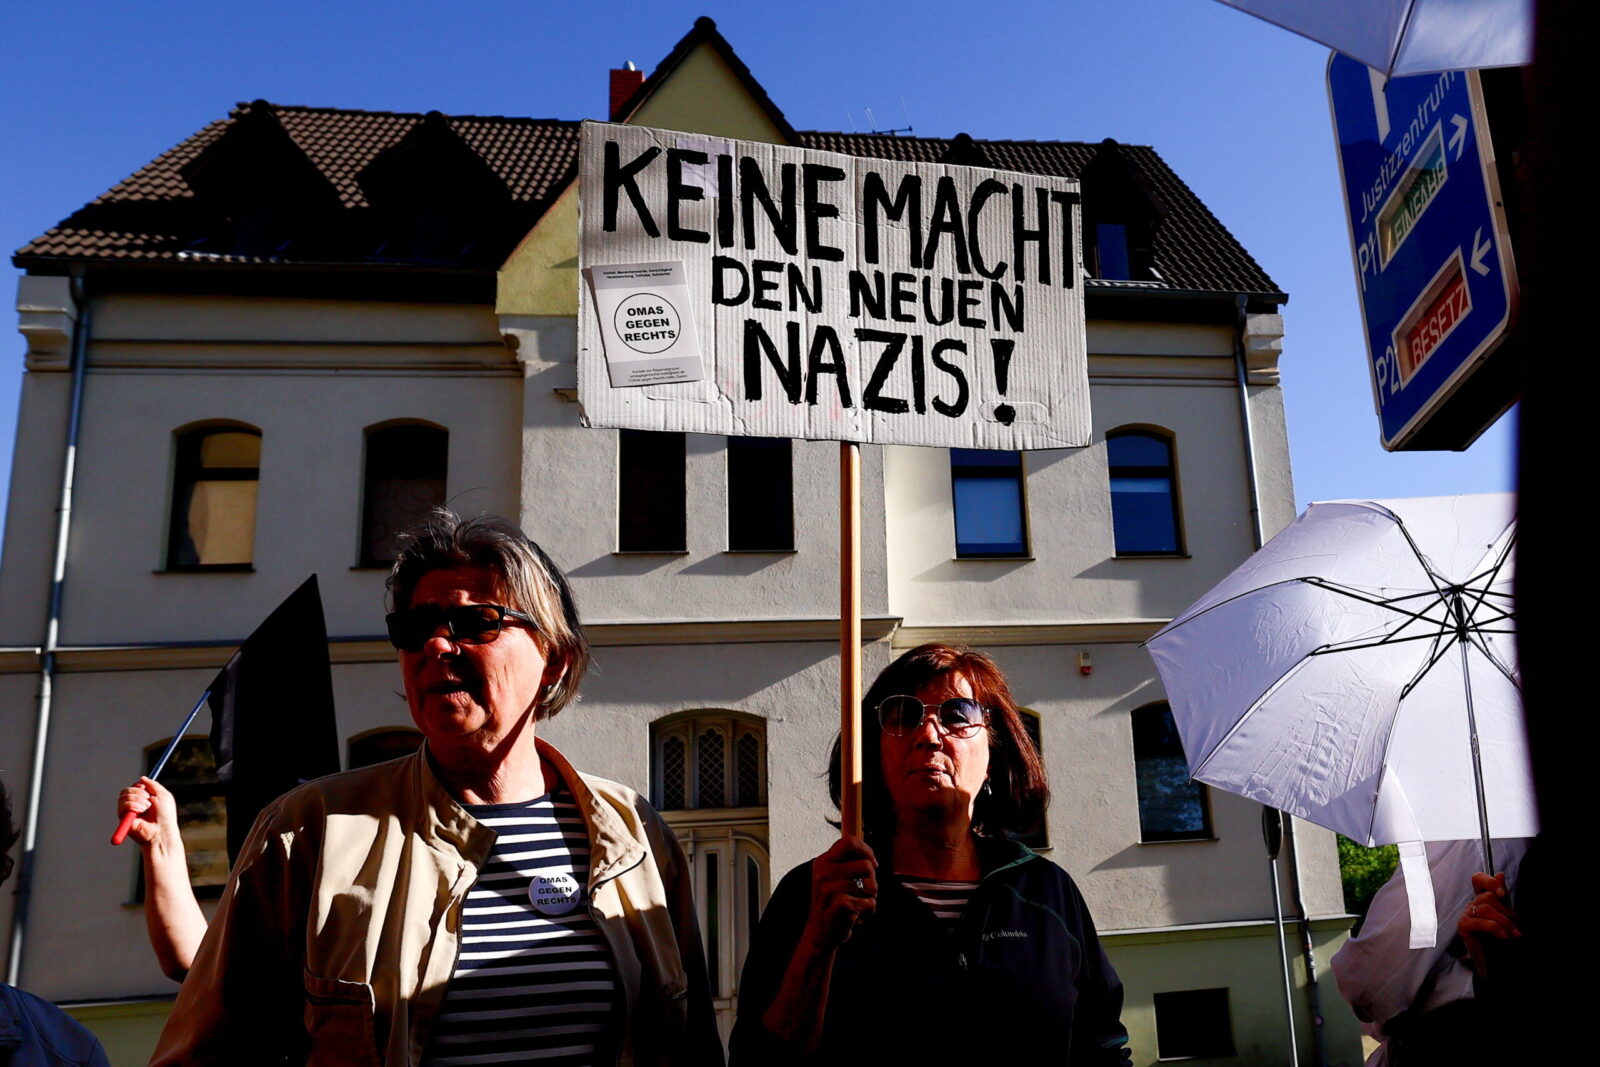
[1328,54,1517,450]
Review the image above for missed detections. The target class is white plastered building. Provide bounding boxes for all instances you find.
[0,18,1361,1066]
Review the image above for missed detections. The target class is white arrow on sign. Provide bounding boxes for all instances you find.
[1449,115,1468,161]
[1470,228,1494,276]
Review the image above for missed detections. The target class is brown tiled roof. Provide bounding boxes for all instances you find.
[17,102,578,265]
[16,102,1282,300]
[798,132,1282,299]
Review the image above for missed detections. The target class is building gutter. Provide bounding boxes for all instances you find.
[7,268,90,986]
[1234,294,1266,550]
[1235,293,1327,1067]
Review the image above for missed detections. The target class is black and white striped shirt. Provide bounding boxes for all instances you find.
[423,791,620,1066]
[899,877,978,936]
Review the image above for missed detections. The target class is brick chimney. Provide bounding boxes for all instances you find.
[609,63,644,120]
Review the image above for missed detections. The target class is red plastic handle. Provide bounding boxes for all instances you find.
[111,809,138,846]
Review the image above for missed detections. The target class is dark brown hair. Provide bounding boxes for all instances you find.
[829,643,1049,839]
[388,510,590,719]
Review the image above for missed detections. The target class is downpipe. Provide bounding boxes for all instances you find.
[1235,293,1327,1067]
[7,268,90,985]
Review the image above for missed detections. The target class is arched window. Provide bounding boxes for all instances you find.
[1131,702,1212,842]
[1107,428,1183,556]
[137,738,228,899]
[652,713,766,812]
[1017,708,1048,849]
[361,423,447,564]
[650,712,770,1040]
[348,727,423,769]
[167,424,261,569]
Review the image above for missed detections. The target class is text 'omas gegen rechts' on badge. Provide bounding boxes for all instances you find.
[587,260,707,388]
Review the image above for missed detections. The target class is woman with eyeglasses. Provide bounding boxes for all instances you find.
[153,511,722,1067]
[729,643,1131,1066]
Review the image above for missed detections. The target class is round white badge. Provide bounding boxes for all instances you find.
[612,292,681,355]
[529,871,582,916]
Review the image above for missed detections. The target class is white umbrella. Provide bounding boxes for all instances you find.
[1215,0,1532,77]
[1147,494,1535,861]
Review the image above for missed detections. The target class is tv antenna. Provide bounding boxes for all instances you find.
[852,96,914,136]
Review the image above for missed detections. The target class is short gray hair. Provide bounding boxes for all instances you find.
[388,510,589,719]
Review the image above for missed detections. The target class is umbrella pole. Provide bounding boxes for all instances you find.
[1263,809,1300,1065]
[1457,628,1496,874]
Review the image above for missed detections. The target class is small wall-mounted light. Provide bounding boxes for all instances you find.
[1078,652,1093,677]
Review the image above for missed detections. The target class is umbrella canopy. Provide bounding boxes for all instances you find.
[1215,0,1532,77]
[1147,493,1535,850]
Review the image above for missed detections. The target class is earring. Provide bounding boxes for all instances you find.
[981,779,993,796]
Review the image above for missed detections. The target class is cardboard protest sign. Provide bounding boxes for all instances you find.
[578,121,1090,449]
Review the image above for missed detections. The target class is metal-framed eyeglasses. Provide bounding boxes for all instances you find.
[385,603,537,652]
[875,695,989,738]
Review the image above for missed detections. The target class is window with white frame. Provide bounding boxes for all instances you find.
[950,448,1028,558]
[651,712,770,1043]
[1107,428,1183,557]
[653,714,767,812]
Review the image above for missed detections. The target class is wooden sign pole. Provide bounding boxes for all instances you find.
[839,441,863,838]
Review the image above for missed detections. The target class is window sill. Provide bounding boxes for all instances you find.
[723,549,797,556]
[154,565,255,574]
[1138,835,1218,845]
[1113,552,1191,560]
[613,549,690,557]
[953,555,1034,562]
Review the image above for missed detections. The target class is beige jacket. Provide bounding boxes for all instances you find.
[150,739,722,1066]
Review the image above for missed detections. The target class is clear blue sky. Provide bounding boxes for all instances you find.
[0,0,1515,552]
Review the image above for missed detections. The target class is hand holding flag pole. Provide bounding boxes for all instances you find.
[111,689,212,845]
[107,575,338,859]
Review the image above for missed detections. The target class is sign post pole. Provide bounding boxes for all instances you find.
[838,441,863,838]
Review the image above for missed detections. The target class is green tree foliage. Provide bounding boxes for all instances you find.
[1338,835,1399,916]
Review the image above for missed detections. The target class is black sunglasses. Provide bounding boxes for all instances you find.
[875,695,989,738]
[385,603,537,652]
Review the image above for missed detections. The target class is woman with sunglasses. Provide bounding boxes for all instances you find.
[154,511,721,1067]
[729,643,1131,1065]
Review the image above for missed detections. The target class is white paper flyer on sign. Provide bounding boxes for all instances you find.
[585,260,706,388]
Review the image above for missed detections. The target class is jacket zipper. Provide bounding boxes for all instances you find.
[588,851,648,1066]
[958,846,1032,974]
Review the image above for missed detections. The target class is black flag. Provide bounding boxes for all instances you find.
[208,574,340,862]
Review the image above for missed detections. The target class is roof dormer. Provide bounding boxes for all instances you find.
[1080,138,1168,282]
[357,111,518,265]
[179,100,345,258]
